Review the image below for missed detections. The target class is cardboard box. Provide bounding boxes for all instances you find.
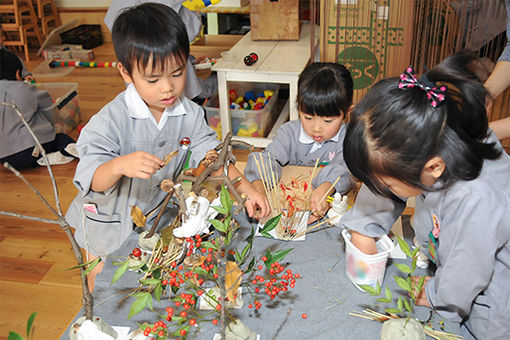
[250,0,300,40]
[38,83,82,134]
[320,0,415,102]
[42,44,94,61]
[190,34,243,59]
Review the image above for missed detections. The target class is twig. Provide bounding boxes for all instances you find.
[1,101,63,216]
[0,102,94,320]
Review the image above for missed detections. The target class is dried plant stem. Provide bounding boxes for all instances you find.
[1,101,63,215]
[145,191,173,239]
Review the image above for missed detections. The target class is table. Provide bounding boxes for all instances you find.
[211,23,316,147]
[61,213,460,340]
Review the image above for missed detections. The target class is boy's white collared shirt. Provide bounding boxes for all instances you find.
[298,124,341,153]
[124,83,186,130]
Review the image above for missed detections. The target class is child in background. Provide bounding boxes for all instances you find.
[65,3,269,289]
[0,48,77,169]
[244,62,355,223]
[341,53,510,339]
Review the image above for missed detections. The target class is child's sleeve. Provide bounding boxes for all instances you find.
[244,126,293,183]
[424,186,507,322]
[311,150,354,195]
[73,114,121,197]
[339,184,406,235]
[187,108,220,167]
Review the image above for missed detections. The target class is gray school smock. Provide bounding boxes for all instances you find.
[65,87,218,257]
[244,120,354,194]
[0,80,56,158]
[340,133,510,340]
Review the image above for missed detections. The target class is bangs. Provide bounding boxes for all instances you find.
[298,88,348,117]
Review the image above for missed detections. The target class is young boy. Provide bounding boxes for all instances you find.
[65,3,269,289]
[244,63,355,223]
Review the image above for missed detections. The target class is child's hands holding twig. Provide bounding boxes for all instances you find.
[309,182,334,223]
[91,151,164,192]
[117,151,164,179]
[243,187,271,219]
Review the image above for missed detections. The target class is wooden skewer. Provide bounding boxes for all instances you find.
[254,154,274,213]
[318,176,341,204]
[293,215,336,239]
[309,158,320,185]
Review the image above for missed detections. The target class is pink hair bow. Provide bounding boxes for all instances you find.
[398,66,446,108]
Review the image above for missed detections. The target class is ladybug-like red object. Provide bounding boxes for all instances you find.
[244,52,258,66]
[179,137,191,146]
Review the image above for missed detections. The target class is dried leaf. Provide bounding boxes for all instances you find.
[131,206,147,228]
[225,261,243,303]
[163,150,178,166]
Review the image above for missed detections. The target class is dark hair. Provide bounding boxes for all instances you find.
[297,62,353,118]
[0,48,23,80]
[343,52,501,198]
[111,2,189,76]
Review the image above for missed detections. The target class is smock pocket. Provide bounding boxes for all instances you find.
[82,209,122,256]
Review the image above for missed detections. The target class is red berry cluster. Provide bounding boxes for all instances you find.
[142,320,168,337]
[248,257,300,308]
[184,234,202,257]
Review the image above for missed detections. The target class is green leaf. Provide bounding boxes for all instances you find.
[212,205,227,215]
[359,284,378,295]
[376,286,392,303]
[416,276,426,294]
[201,241,217,251]
[226,229,233,245]
[395,276,412,292]
[245,225,255,244]
[154,284,162,302]
[128,294,149,319]
[261,231,273,239]
[66,257,101,271]
[411,257,417,272]
[81,257,101,277]
[259,214,281,233]
[411,246,420,258]
[7,332,24,340]
[111,260,129,285]
[403,296,412,313]
[26,312,36,337]
[209,219,226,233]
[220,185,233,213]
[140,278,161,286]
[385,308,401,315]
[234,250,241,263]
[240,242,252,263]
[397,237,412,258]
[269,248,293,265]
[146,293,154,311]
[246,257,255,272]
[395,263,412,274]
[193,266,209,276]
[397,296,404,312]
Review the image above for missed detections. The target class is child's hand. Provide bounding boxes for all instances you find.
[117,151,164,179]
[412,276,431,307]
[244,188,271,219]
[350,231,378,255]
[309,182,334,222]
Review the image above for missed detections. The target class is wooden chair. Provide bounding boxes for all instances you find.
[32,0,60,38]
[0,0,43,61]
